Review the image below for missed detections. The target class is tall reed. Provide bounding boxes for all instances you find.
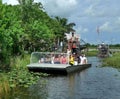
[0,74,10,99]
[10,54,30,69]
[102,52,120,68]
[0,54,30,98]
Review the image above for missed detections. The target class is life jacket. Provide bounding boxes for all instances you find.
[69,56,74,65]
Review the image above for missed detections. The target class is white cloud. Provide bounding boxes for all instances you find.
[56,0,77,8]
[112,17,120,33]
[3,0,18,5]
[100,22,110,32]
[34,0,41,3]
[115,17,120,25]
[84,5,95,16]
[40,0,78,17]
[100,17,120,33]
[75,26,88,35]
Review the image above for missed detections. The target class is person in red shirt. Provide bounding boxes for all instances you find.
[70,32,77,54]
[60,55,67,64]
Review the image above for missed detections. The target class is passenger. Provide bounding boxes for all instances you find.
[69,54,74,66]
[60,55,67,64]
[54,55,60,64]
[67,48,71,55]
[77,54,81,64]
[45,56,51,63]
[83,54,87,64]
[39,57,44,63]
[51,54,55,64]
[74,53,78,65]
[80,54,87,64]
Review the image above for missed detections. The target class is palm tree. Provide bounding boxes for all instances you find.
[55,16,75,33]
[54,16,76,51]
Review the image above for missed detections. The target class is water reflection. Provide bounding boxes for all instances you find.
[68,73,75,99]
[10,57,120,99]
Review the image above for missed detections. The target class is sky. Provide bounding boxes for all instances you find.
[3,0,120,44]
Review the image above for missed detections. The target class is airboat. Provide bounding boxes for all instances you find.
[27,52,91,74]
[27,32,91,74]
[97,43,112,58]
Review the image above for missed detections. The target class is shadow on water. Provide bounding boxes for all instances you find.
[10,57,120,99]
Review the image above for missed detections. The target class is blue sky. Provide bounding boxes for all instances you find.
[3,0,120,44]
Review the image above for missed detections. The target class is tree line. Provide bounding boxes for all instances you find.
[0,0,75,68]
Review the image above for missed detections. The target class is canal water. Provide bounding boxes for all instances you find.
[10,57,120,99]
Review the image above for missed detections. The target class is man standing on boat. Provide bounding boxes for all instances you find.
[80,54,87,64]
[69,32,78,54]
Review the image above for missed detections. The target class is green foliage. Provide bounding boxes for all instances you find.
[0,54,49,99]
[85,50,98,56]
[10,54,30,69]
[7,68,38,88]
[8,54,48,88]
[102,52,120,68]
[0,4,24,67]
[0,74,10,99]
[0,0,75,68]
[0,54,49,91]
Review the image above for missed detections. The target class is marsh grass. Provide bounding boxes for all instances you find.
[0,54,48,98]
[102,52,120,68]
[10,54,30,69]
[0,74,10,99]
[8,54,45,88]
[85,50,98,56]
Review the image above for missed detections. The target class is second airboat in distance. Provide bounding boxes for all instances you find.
[97,42,112,58]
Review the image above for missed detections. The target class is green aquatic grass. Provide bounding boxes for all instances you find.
[102,52,120,69]
[0,74,10,99]
[85,50,98,56]
[0,54,49,97]
[9,54,48,88]
[10,54,30,69]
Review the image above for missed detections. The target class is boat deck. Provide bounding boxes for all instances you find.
[27,63,69,68]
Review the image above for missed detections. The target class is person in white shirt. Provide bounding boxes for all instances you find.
[80,54,87,64]
[51,55,55,64]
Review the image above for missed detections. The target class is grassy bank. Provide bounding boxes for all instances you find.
[85,50,120,69]
[0,54,48,98]
[85,50,98,56]
[102,52,120,69]
[0,74,10,99]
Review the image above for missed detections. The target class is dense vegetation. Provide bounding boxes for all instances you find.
[0,0,76,97]
[0,0,76,69]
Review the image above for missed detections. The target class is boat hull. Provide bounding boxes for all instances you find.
[27,63,91,75]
